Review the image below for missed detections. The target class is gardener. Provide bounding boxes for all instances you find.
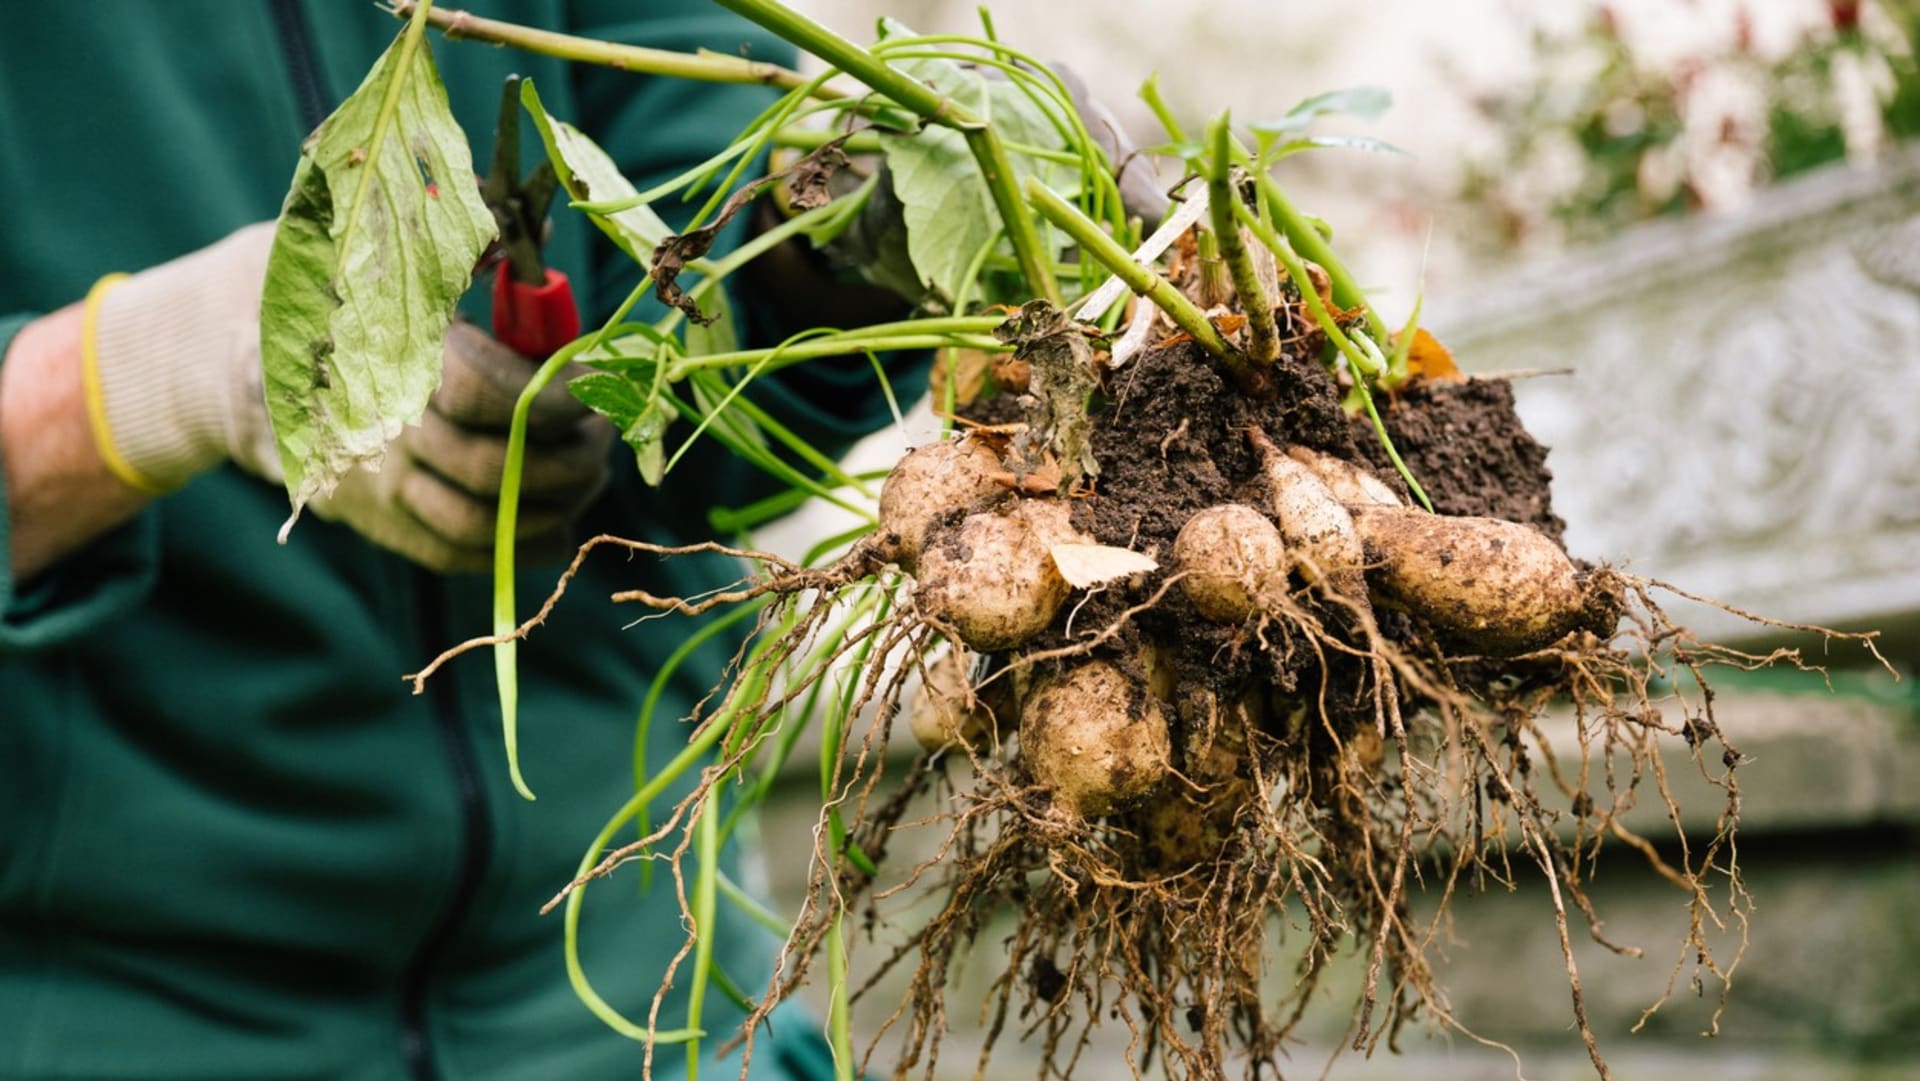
[0,4,909,1079]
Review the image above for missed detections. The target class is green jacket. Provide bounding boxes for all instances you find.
[0,4,880,1078]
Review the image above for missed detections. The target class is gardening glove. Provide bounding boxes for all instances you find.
[308,319,613,574]
[86,222,284,493]
[87,221,612,574]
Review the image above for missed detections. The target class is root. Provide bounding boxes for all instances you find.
[405,533,884,692]
[499,482,1893,1080]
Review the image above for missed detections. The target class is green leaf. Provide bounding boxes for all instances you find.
[1144,139,1206,162]
[1252,86,1393,137]
[569,371,672,485]
[261,24,495,518]
[518,78,674,265]
[1271,134,1409,160]
[873,20,1070,304]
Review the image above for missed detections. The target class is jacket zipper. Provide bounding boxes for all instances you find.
[399,570,496,1081]
[267,0,329,132]
[269,11,493,1078]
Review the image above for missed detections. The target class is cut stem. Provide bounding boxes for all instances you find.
[1026,178,1231,360]
[1205,114,1279,364]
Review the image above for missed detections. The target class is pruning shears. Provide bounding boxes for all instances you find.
[481,75,579,359]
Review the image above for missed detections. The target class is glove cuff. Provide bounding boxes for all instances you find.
[87,227,272,492]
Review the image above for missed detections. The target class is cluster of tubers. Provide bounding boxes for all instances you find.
[884,429,1607,823]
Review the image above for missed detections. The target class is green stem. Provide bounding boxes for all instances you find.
[661,391,874,521]
[708,468,887,536]
[827,914,854,1080]
[491,338,590,801]
[1138,73,1188,143]
[773,126,1086,169]
[1230,199,1377,377]
[1350,375,1433,511]
[815,585,897,1081]
[635,602,764,789]
[716,869,790,938]
[707,0,954,119]
[718,587,889,848]
[659,332,1006,376]
[493,271,657,800]
[686,800,719,1080]
[1230,199,1434,511]
[1025,178,1231,359]
[389,1,833,98]
[707,0,1060,302]
[967,127,1063,302]
[1381,294,1424,389]
[1248,169,1383,332]
[564,715,733,1042]
[772,128,882,153]
[1205,114,1279,364]
[871,39,1124,231]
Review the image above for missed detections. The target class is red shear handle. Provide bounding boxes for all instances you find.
[491,264,581,359]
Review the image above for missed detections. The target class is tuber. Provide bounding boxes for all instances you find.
[878,438,1006,568]
[915,511,1069,651]
[1172,504,1288,623]
[1350,506,1592,655]
[1019,658,1172,818]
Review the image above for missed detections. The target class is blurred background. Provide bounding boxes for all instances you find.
[750,1,1920,1077]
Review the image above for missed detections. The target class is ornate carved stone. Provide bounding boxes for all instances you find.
[1438,147,1920,647]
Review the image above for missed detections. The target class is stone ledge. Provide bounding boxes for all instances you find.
[1528,689,1920,838]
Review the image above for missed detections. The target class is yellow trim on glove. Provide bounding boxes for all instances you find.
[78,273,164,495]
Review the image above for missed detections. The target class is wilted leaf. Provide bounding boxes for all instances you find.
[992,300,1100,481]
[262,28,497,518]
[1048,543,1158,589]
[1403,328,1464,383]
[519,78,674,263]
[648,135,850,327]
[786,135,853,210]
[651,174,781,325]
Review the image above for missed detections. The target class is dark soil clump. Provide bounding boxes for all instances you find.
[1076,340,1352,557]
[1357,378,1566,543]
[1053,340,1567,739]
